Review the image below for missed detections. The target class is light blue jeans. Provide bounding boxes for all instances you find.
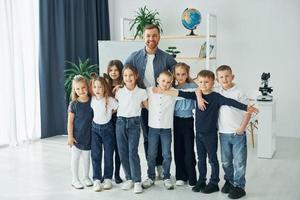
[116,116,141,183]
[147,127,172,181]
[219,133,247,188]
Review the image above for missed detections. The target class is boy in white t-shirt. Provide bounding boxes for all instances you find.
[142,71,177,190]
[214,65,251,199]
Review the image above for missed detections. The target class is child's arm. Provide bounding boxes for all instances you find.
[236,112,252,134]
[195,87,208,111]
[219,94,259,114]
[67,112,77,147]
[142,99,148,110]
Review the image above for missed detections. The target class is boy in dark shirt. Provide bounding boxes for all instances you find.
[157,70,258,194]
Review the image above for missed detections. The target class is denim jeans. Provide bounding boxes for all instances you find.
[220,133,247,188]
[91,121,114,180]
[116,116,141,183]
[147,127,172,180]
[196,132,220,185]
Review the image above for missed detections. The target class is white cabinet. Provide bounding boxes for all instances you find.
[257,100,277,158]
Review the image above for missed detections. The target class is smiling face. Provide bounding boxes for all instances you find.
[123,68,138,90]
[216,70,235,90]
[74,81,88,100]
[157,73,173,91]
[144,28,160,53]
[108,65,121,81]
[197,76,214,94]
[92,80,104,98]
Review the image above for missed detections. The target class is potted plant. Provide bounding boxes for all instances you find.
[129,6,163,39]
[166,46,181,58]
[64,58,98,102]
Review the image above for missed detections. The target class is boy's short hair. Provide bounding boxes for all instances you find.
[144,24,160,34]
[197,70,215,80]
[216,65,232,74]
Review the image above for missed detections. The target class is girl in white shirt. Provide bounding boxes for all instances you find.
[115,64,148,194]
[90,76,118,192]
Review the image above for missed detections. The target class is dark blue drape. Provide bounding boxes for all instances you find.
[39,0,110,138]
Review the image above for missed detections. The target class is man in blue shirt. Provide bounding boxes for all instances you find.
[125,24,177,179]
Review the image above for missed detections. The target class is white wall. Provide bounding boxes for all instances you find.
[109,0,300,138]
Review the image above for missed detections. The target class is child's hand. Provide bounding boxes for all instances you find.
[152,87,163,94]
[236,127,246,135]
[247,104,259,114]
[195,87,208,111]
[112,85,121,94]
[68,137,77,147]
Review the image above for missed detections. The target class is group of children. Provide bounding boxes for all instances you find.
[67,60,258,199]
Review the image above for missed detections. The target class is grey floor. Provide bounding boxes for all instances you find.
[0,135,300,200]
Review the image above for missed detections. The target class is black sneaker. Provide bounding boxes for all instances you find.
[192,180,206,192]
[221,181,234,193]
[115,176,123,184]
[228,187,246,199]
[201,183,220,194]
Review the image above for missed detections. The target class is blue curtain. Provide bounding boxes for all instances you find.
[39,0,110,138]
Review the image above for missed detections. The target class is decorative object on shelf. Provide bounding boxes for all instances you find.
[257,72,273,102]
[64,58,98,102]
[199,42,214,58]
[165,46,181,58]
[181,8,202,36]
[129,6,162,39]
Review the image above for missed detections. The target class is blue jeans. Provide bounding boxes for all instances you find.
[116,116,141,183]
[196,132,219,185]
[219,133,247,188]
[147,127,172,180]
[91,121,114,180]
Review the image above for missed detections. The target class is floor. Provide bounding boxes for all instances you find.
[0,135,299,200]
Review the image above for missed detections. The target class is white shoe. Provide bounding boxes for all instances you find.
[122,180,134,190]
[83,177,93,187]
[176,180,185,186]
[134,182,143,194]
[93,180,102,192]
[164,179,174,190]
[156,165,164,180]
[142,178,154,189]
[103,179,112,190]
[72,180,84,189]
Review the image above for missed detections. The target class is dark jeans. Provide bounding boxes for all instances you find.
[91,121,114,180]
[174,116,197,185]
[220,133,247,188]
[111,114,121,178]
[116,116,141,182]
[147,128,172,180]
[196,131,220,185]
[141,108,163,165]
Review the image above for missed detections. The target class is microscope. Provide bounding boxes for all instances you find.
[257,72,273,101]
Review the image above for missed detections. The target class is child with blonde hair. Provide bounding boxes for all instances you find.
[67,75,93,189]
[90,76,118,192]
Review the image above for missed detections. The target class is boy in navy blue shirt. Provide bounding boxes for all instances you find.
[159,70,258,194]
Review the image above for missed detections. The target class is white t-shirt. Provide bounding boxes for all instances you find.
[143,54,156,87]
[215,85,249,133]
[115,86,148,118]
[147,87,177,129]
[91,96,118,124]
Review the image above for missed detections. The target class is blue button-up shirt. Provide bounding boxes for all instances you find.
[125,47,177,87]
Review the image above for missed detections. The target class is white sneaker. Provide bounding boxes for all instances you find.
[164,179,174,190]
[83,177,93,187]
[93,180,102,192]
[72,180,84,189]
[122,180,134,190]
[134,182,143,194]
[156,165,164,180]
[103,179,112,190]
[142,178,154,189]
[176,180,185,186]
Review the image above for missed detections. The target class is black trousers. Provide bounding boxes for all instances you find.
[141,108,163,165]
[174,116,197,185]
[111,114,121,177]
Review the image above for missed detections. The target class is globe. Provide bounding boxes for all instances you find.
[181,8,202,36]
